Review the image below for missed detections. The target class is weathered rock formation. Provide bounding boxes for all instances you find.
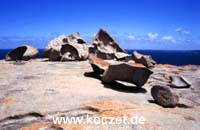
[90,28,127,60]
[89,55,153,87]
[5,45,39,61]
[89,29,157,68]
[102,63,153,87]
[43,33,88,61]
[132,51,156,68]
[151,85,179,107]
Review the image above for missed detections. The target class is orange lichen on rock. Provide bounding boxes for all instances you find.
[127,62,146,68]
[90,55,110,67]
[156,64,176,68]
[157,64,193,70]
[85,101,134,111]
[0,66,9,72]
[21,122,51,130]
[177,65,193,70]
[0,97,13,105]
[99,110,131,118]
[53,123,83,130]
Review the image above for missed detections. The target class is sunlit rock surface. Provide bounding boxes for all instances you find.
[0,59,200,130]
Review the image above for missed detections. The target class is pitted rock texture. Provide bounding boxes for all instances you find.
[44,33,88,61]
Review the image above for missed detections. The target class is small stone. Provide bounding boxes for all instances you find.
[170,76,191,88]
[151,85,179,107]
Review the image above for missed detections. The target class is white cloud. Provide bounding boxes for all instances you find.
[162,36,176,43]
[127,34,136,40]
[175,27,191,35]
[147,33,158,40]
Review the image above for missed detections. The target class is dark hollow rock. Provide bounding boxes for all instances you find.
[151,85,179,107]
[5,45,39,61]
[60,44,79,61]
[132,51,156,68]
[170,76,191,88]
[48,48,61,61]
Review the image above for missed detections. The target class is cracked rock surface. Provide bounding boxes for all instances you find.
[0,59,200,130]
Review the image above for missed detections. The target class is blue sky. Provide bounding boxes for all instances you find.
[0,0,199,50]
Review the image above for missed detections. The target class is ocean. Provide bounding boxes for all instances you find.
[0,49,200,65]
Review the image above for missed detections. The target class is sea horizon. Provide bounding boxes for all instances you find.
[1,49,200,65]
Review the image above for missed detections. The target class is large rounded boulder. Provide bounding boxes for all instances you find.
[5,45,39,61]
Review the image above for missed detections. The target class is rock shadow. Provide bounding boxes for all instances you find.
[9,61,27,65]
[84,72,102,80]
[176,103,193,108]
[84,71,147,94]
[148,100,193,108]
[103,81,147,93]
